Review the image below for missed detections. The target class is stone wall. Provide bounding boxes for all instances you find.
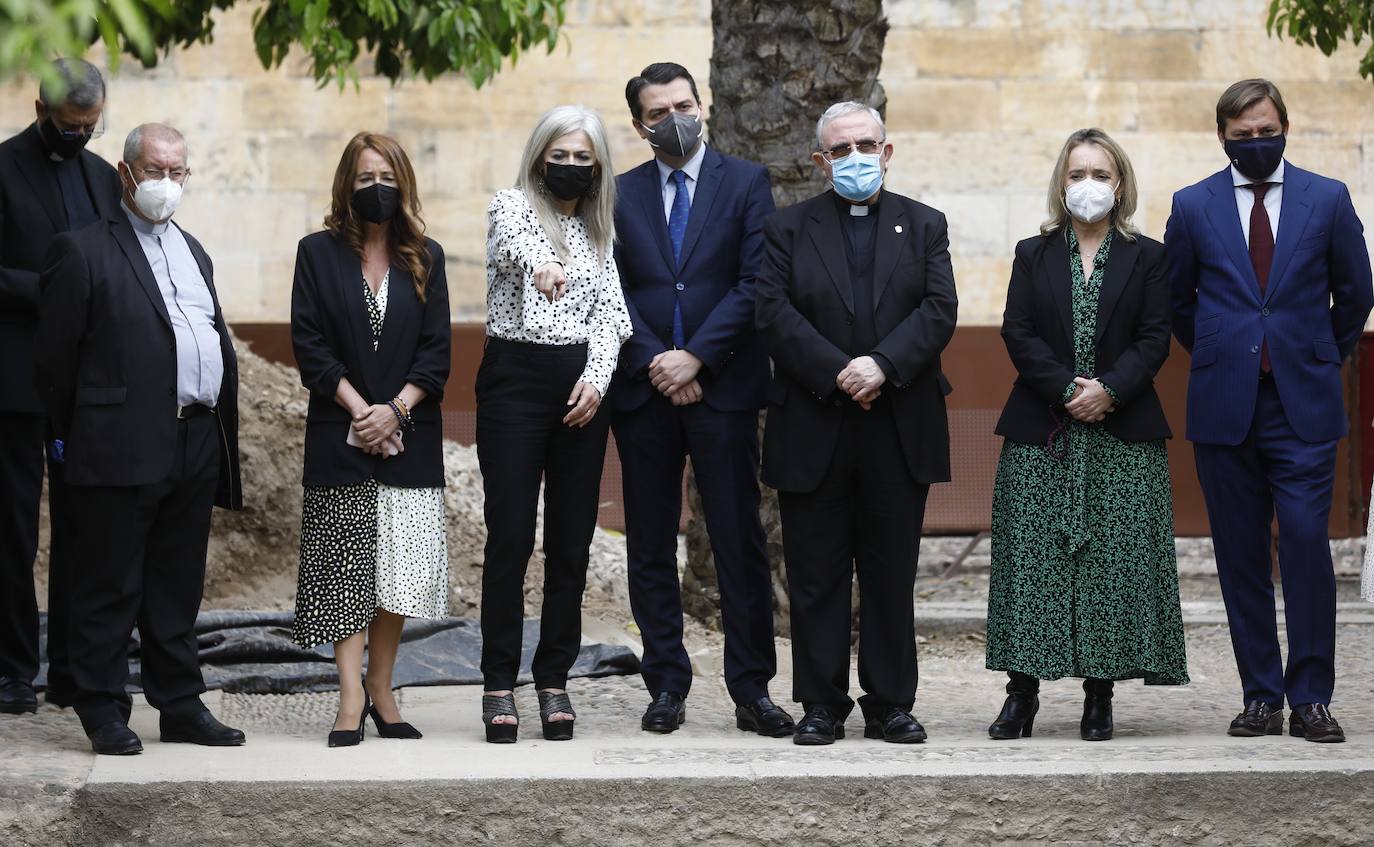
[0,0,1369,326]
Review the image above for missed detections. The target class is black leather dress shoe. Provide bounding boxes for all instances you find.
[89,721,143,755]
[1228,700,1283,737]
[0,677,37,715]
[864,706,927,743]
[641,692,686,734]
[1289,703,1345,743]
[160,711,247,746]
[735,697,795,738]
[794,705,846,746]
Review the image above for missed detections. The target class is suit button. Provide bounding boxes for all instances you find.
[1262,308,1270,316]
[832,398,842,407]
[675,283,685,291]
[845,316,853,325]
[167,387,175,397]
[1251,345,1260,354]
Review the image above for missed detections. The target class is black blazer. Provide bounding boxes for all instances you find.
[1,124,121,413]
[35,214,242,509]
[756,189,958,492]
[290,231,450,488]
[996,231,1172,445]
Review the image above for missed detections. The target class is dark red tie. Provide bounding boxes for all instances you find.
[1246,182,1275,372]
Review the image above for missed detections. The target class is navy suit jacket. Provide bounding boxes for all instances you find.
[609,145,775,413]
[1165,162,1373,445]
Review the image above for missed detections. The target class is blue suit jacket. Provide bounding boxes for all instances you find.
[609,145,775,413]
[1166,162,1373,445]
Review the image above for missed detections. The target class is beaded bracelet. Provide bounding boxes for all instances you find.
[387,400,410,432]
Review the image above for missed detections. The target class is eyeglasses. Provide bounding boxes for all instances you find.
[820,139,885,160]
[136,167,190,183]
[53,125,104,141]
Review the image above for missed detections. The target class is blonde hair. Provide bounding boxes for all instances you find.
[1040,128,1139,243]
[516,105,617,262]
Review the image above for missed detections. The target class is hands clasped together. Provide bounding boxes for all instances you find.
[351,403,405,457]
[838,355,885,410]
[1064,376,1114,423]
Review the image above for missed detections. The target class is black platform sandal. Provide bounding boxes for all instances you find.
[483,693,519,744]
[538,690,576,741]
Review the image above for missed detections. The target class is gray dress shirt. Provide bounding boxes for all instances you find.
[123,202,223,408]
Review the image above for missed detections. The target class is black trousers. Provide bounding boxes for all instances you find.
[613,394,775,703]
[777,402,928,718]
[68,414,219,733]
[476,339,610,691]
[0,412,43,684]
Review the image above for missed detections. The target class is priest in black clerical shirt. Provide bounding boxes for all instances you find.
[0,58,121,715]
[756,101,958,746]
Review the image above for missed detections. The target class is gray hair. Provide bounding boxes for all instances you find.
[815,101,885,149]
[516,105,617,262]
[123,123,187,164]
[38,58,105,109]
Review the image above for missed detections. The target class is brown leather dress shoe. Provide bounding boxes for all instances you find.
[1289,703,1345,743]
[1228,700,1283,737]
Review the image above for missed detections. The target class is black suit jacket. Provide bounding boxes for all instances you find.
[0,124,121,413]
[996,231,1172,444]
[290,231,450,488]
[756,189,958,492]
[35,214,242,509]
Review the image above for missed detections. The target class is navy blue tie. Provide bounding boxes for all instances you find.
[668,170,689,347]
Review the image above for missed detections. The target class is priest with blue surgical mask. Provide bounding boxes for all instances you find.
[754,101,959,746]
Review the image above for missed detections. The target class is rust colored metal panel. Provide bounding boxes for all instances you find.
[232,322,1368,537]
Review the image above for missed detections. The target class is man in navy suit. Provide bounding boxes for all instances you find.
[1166,79,1373,743]
[610,63,791,737]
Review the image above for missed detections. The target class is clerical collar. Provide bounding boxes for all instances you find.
[122,200,170,235]
[832,190,880,218]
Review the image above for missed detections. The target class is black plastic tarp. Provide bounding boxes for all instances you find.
[36,611,639,694]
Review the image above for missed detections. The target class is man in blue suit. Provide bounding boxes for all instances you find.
[611,63,791,737]
[1166,79,1373,743]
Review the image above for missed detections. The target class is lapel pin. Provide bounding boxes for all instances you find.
[894,225,903,233]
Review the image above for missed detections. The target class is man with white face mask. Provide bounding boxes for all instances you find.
[35,123,244,755]
[755,101,958,745]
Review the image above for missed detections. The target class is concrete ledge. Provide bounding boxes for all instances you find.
[71,764,1374,846]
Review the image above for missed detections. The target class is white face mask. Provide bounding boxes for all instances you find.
[125,165,183,222]
[1064,178,1117,224]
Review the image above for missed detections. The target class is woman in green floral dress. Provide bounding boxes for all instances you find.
[985,129,1189,742]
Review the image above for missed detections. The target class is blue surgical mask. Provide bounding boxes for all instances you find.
[829,151,884,202]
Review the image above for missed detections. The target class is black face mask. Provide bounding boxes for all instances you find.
[1224,134,1286,182]
[641,111,703,159]
[351,183,401,224]
[39,117,90,161]
[543,163,597,201]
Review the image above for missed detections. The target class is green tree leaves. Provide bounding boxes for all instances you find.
[0,0,565,91]
[1268,0,1374,82]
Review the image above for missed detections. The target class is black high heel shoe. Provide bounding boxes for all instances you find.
[1081,678,1114,741]
[989,671,1040,740]
[538,690,576,741]
[363,678,423,739]
[328,690,369,748]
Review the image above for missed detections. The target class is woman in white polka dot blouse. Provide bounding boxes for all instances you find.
[477,105,632,743]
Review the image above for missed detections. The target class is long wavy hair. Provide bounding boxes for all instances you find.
[516,105,617,263]
[324,132,432,300]
[1040,128,1140,243]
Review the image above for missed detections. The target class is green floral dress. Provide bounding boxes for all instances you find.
[985,229,1189,685]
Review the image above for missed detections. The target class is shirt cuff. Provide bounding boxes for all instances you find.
[1060,381,1078,404]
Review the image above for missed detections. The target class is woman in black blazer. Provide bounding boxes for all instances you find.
[290,132,451,747]
[984,129,1188,743]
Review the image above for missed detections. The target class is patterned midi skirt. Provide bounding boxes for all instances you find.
[292,480,449,648]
